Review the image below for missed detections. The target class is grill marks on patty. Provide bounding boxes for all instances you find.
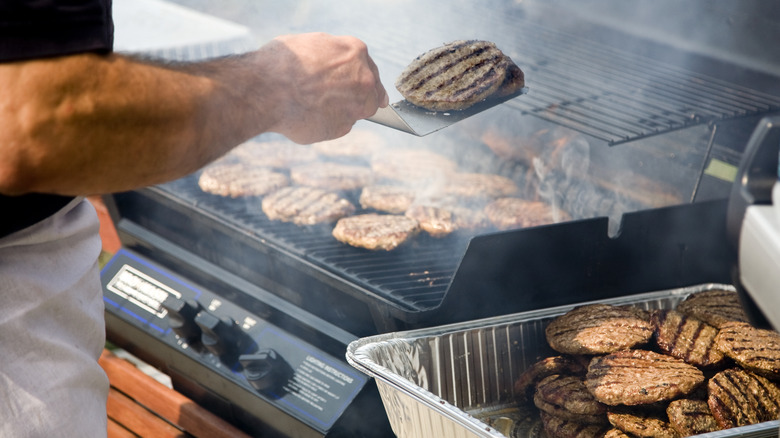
[676,289,749,328]
[396,40,525,111]
[534,375,607,423]
[707,368,780,429]
[666,399,719,436]
[545,304,654,355]
[261,186,355,225]
[714,322,780,380]
[651,309,725,368]
[332,213,420,251]
[585,350,705,406]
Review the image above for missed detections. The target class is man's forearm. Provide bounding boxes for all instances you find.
[0,52,273,196]
[0,33,387,196]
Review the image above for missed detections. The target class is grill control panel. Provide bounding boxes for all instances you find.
[101,248,382,437]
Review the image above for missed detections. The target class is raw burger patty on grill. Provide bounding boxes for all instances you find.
[666,399,720,437]
[675,289,749,329]
[707,367,780,429]
[290,162,374,191]
[198,162,289,198]
[650,309,726,368]
[545,304,654,355]
[533,374,607,424]
[332,213,419,251]
[261,186,355,225]
[714,322,780,380]
[585,349,705,406]
[485,197,569,230]
[395,40,525,111]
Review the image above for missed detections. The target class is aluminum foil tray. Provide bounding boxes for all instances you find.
[346,284,780,438]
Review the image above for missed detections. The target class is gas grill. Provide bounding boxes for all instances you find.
[102,1,780,436]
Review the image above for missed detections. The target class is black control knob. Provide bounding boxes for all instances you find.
[161,296,202,343]
[240,349,292,396]
[194,311,242,362]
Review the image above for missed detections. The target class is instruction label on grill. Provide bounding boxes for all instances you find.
[107,264,181,317]
[257,327,367,431]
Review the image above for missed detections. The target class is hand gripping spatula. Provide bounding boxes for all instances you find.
[366,87,528,136]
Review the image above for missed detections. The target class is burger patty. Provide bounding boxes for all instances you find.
[198,162,289,198]
[370,148,457,184]
[545,304,654,355]
[714,322,780,380]
[650,309,726,368]
[606,408,678,438]
[311,129,385,159]
[359,185,417,214]
[404,204,455,238]
[261,186,355,225]
[534,374,607,423]
[441,172,519,199]
[539,411,611,438]
[707,368,780,429]
[666,399,719,437]
[290,162,374,191]
[485,197,569,230]
[675,289,749,329]
[585,349,705,406]
[229,140,319,169]
[514,355,588,401]
[332,213,420,251]
[395,40,525,111]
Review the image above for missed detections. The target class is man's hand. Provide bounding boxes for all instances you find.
[258,33,389,144]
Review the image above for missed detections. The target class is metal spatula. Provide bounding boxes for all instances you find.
[366,87,528,136]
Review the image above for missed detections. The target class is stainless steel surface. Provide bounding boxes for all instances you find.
[347,283,780,438]
[366,88,529,136]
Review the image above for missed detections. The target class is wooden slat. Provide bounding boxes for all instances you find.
[108,416,141,438]
[100,350,252,438]
[107,388,186,438]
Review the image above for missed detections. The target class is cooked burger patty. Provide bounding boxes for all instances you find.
[534,375,607,423]
[485,197,569,230]
[404,204,454,238]
[395,40,525,111]
[707,368,780,429]
[261,186,355,225]
[651,309,726,368]
[714,322,780,380]
[359,185,417,214]
[515,355,588,401]
[311,129,385,159]
[332,213,420,251]
[545,304,654,355]
[675,289,749,329]
[539,411,610,438]
[441,172,519,199]
[229,140,319,169]
[198,162,289,198]
[606,408,679,438]
[370,148,457,184]
[666,399,719,437]
[585,349,705,406]
[290,162,373,191]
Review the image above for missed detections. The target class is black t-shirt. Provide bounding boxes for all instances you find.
[0,0,114,238]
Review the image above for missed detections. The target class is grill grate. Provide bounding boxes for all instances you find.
[161,176,467,311]
[507,20,780,145]
[355,7,780,146]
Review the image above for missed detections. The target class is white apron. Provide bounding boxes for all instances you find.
[0,198,108,437]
